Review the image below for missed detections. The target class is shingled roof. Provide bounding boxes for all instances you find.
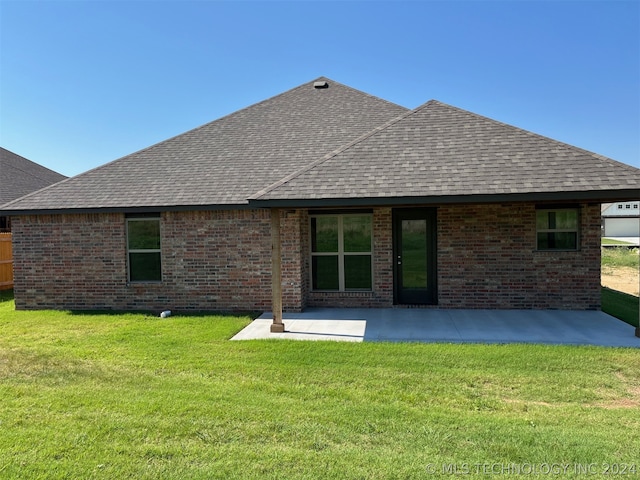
[0,147,67,205]
[2,79,639,214]
[0,78,407,213]
[250,100,640,206]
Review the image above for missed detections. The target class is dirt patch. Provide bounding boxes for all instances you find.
[598,373,640,409]
[502,398,556,408]
[599,398,640,409]
[601,266,639,297]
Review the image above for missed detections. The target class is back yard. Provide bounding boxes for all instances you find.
[601,247,639,297]
[0,290,638,479]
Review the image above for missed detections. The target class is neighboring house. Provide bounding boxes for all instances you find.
[601,202,640,238]
[1,77,639,319]
[0,147,67,232]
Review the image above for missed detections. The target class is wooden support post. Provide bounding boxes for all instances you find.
[270,208,285,332]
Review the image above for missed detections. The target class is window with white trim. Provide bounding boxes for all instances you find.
[536,208,579,251]
[310,213,372,291]
[127,216,162,282]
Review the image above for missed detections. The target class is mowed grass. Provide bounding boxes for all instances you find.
[1,291,639,479]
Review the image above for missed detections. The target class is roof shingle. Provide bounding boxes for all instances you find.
[0,147,67,205]
[251,100,640,204]
[1,78,406,212]
[2,81,639,213]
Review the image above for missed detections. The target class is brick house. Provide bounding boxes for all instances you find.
[1,78,639,322]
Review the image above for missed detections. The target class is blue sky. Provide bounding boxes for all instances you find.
[1,0,638,177]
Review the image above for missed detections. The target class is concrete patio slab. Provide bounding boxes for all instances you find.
[231,308,640,347]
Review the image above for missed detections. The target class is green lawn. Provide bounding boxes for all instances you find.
[1,291,639,479]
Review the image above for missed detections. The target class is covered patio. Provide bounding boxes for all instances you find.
[232,308,640,347]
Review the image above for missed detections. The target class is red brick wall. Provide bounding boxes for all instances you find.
[436,203,601,309]
[12,213,127,310]
[304,203,601,310]
[11,202,602,312]
[12,210,303,312]
[161,210,273,311]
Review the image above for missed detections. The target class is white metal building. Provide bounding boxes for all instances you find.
[602,201,640,237]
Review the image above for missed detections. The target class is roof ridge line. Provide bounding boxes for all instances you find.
[248,101,435,201]
[1,147,67,182]
[322,77,410,113]
[2,160,66,184]
[19,78,335,191]
[10,76,411,207]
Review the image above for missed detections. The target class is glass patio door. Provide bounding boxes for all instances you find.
[393,208,437,304]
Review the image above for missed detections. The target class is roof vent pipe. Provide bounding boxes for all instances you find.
[313,81,329,89]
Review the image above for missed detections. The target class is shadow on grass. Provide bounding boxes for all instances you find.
[67,309,261,319]
[0,288,13,303]
[1,290,259,320]
[6,287,636,329]
[602,287,639,328]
